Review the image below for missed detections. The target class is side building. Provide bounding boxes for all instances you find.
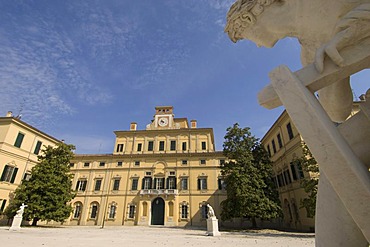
[0,111,61,222]
[66,106,227,227]
[261,110,315,232]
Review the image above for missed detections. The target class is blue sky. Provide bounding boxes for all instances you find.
[1,0,368,154]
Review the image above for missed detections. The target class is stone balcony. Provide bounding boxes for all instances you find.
[140,189,178,196]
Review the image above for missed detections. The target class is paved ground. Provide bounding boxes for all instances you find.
[0,226,315,247]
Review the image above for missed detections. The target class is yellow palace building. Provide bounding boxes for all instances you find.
[65,106,227,227]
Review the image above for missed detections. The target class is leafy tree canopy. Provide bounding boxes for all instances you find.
[5,142,76,226]
[220,123,281,228]
[297,142,319,218]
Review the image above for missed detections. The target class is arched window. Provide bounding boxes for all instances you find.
[73,202,83,219]
[90,202,99,219]
[108,202,117,219]
[179,201,189,220]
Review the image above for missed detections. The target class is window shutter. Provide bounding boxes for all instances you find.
[204,179,207,190]
[82,181,87,191]
[153,178,157,189]
[218,179,222,190]
[76,181,80,190]
[149,177,152,189]
[0,165,8,181]
[0,199,7,212]
[10,167,18,183]
[197,179,200,190]
[166,178,169,189]
[142,178,145,189]
[174,177,177,189]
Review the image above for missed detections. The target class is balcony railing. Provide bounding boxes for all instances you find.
[140,189,178,196]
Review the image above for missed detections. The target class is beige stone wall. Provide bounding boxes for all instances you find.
[261,111,315,232]
[0,117,60,221]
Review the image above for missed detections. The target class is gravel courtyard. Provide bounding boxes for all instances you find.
[1,226,314,247]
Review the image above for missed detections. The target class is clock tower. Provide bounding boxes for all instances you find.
[154,106,174,129]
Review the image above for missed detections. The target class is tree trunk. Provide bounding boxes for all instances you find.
[32,218,39,226]
[251,217,257,228]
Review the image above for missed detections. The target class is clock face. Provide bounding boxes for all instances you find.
[158,117,168,127]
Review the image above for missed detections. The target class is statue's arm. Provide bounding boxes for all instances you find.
[314,3,370,72]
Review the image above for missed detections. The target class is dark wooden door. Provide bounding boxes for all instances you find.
[151,197,165,225]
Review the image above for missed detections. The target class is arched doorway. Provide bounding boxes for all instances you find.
[151,197,165,225]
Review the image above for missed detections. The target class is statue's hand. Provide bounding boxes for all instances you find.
[314,29,351,73]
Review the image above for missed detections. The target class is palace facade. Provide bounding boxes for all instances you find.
[65,106,227,227]
[0,112,60,222]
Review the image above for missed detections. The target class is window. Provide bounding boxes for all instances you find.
[90,204,98,219]
[267,144,271,157]
[197,178,207,190]
[108,204,117,219]
[23,172,31,181]
[201,141,206,150]
[200,159,206,165]
[0,199,7,212]
[277,133,283,148]
[159,141,165,151]
[76,180,87,191]
[284,170,292,185]
[73,203,82,218]
[181,204,188,219]
[219,159,225,165]
[181,160,188,165]
[128,205,135,219]
[69,163,75,168]
[287,122,294,140]
[272,140,277,153]
[0,165,18,183]
[14,132,25,148]
[99,162,105,167]
[84,162,90,167]
[137,143,142,151]
[116,144,124,152]
[134,161,140,166]
[181,178,188,190]
[148,141,154,151]
[170,141,176,151]
[167,177,176,189]
[113,179,120,191]
[290,161,304,180]
[33,141,42,155]
[154,178,165,189]
[131,178,138,190]
[182,142,187,151]
[218,178,226,190]
[94,179,102,191]
[142,177,152,190]
[117,161,123,167]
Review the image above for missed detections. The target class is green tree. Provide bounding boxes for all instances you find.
[5,143,76,226]
[297,142,319,218]
[220,123,281,228]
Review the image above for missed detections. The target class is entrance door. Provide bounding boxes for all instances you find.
[151,197,165,225]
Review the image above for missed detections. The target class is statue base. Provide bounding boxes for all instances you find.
[206,217,221,236]
[9,215,23,231]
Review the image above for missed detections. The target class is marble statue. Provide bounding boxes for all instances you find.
[206,204,220,236]
[16,203,27,217]
[225,1,370,246]
[10,203,27,231]
[207,204,215,218]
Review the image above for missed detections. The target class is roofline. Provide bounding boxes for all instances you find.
[72,151,225,159]
[0,117,61,143]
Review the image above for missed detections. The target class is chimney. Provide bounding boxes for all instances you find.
[6,111,13,117]
[190,120,197,129]
[130,122,137,131]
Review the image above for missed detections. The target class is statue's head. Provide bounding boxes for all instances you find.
[225,0,279,47]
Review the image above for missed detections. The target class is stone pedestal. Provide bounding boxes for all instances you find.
[9,215,23,231]
[206,217,220,236]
